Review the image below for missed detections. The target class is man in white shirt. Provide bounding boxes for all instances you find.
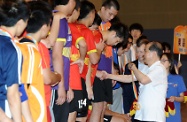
[129,41,167,122]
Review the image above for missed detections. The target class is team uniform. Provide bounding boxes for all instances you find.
[18,36,47,122]
[0,28,22,116]
[74,23,97,117]
[38,42,52,122]
[92,21,113,104]
[50,17,72,122]
[68,23,86,116]
[166,74,186,122]
[90,30,102,83]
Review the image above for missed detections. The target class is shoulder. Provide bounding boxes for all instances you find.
[169,74,183,80]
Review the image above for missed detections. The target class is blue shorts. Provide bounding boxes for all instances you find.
[19,84,28,102]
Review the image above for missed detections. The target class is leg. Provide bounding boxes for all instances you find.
[110,116,127,122]
[100,102,108,122]
[89,102,104,122]
[68,111,77,122]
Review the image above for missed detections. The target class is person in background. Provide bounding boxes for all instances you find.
[161,53,186,122]
[123,36,149,122]
[161,42,182,74]
[129,23,144,62]
[117,34,133,74]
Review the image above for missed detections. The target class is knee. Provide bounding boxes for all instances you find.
[92,102,104,112]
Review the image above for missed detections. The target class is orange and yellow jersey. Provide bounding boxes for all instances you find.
[90,30,103,84]
[69,23,85,90]
[74,24,97,80]
[17,37,47,122]
[99,21,112,58]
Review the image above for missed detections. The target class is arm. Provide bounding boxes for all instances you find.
[89,51,101,65]
[38,41,61,86]
[71,39,87,73]
[21,100,33,122]
[78,39,87,60]
[48,12,65,47]
[85,63,93,100]
[67,87,74,103]
[52,40,66,105]
[129,63,151,85]
[104,108,131,121]
[88,34,105,65]
[43,68,61,86]
[7,84,22,122]
[89,39,105,65]
[106,73,133,83]
[168,92,184,102]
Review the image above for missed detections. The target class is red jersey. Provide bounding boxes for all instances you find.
[75,24,97,80]
[69,23,85,90]
[91,30,103,84]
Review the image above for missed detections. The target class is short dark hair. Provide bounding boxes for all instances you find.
[53,0,70,7]
[92,13,102,26]
[102,0,120,11]
[77,1,95,20]
[129,23,144,34]
[162,42,171,52]
[113,62,120,73]
[109,23,128,40]
[0,1,29,27]
[136,35,149,47]
[149,41,163,58]
[120,34,132,49]
[74,0,81,11]
[110,16,120,24]
[26,1,52,33]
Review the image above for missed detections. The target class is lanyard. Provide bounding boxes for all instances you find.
[131,70,138,100]
[0,28,15,41]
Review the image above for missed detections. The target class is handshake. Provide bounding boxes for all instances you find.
[97,62,136,81]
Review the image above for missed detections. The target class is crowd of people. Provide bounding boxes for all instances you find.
[0,0,186,122]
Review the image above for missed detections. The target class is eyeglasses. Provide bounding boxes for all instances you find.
[161,60,169,62]
[128,41,133,44]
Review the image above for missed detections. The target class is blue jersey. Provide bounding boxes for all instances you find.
[166,74,186,122]
[0,29,21,111]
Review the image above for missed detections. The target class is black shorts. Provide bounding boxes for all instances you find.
[104,115,112,122]
[51,90,69,122]
[76,78,90,117]
[92,77,113,103]
[69,90,84,113]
